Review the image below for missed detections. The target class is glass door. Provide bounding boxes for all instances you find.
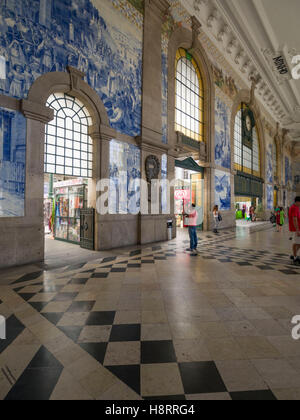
[54,184,86,244]
[55,187,69,241]
[191,173,204,230]
[68,185,84,243]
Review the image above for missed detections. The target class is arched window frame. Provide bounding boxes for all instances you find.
[44,93,93,178]
[234,104,261,178]
[273,139,278,180]
[175,48,204,142]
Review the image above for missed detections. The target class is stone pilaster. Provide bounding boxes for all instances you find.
[142,0,170,144]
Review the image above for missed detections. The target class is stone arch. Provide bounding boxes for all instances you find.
[23,67,114,255]
[230,89,265,180]
[27,67,110,129]
[167,26,215,231]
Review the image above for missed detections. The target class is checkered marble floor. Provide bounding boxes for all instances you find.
[0,227,300,400]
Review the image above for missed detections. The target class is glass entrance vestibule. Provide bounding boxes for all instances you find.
[174,158,204,230]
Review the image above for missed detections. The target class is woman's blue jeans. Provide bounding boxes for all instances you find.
[188,226,198,250]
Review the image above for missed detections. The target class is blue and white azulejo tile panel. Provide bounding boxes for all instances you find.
[0,0,143,137]
[267,184,274,210]
[266,143,273,185]
[0,107,26,217]
[109,139,141,215]
[215,169,231,211]
[215,97,231,170]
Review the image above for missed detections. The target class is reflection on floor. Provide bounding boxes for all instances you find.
[0,227,299,400]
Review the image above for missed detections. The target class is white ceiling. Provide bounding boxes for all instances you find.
[182,0,300,142]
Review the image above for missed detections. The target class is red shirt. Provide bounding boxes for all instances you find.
[289,204,300,232]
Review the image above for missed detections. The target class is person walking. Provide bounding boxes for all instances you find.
[277,207,285,232]
[186,203,199,256]
[289,197,300,266]
[275,206,281,232]
[213,205,221,234]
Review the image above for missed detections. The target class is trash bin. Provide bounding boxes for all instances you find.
[167,219,173,241]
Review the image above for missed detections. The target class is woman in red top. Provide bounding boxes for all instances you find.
[289,197,300,266]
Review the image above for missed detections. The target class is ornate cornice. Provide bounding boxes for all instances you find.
[145,0,170,21]
[21,99,54,124]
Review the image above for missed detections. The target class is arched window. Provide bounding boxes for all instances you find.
[273,139,278,180]
[234,105,261,177]
[45,93,93,178]
[175,48,204,142]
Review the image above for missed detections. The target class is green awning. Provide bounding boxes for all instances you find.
[175,158,204,174]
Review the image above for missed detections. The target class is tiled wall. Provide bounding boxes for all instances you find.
[215,97,231,170]
[215,170,231,211]
[0,107,26,217]
[0,0,143,137]
[109,139,141,214]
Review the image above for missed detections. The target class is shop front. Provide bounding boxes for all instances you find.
[54,178,88,244]
[234,172,264,220]
[174,158,204,230]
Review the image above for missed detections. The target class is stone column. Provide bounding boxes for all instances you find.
[20,99,54,265]
[138,0,172,245]
[142,0,170,143]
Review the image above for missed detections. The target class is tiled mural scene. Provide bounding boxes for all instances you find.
[0,0,300,403]
[0,107,26,217]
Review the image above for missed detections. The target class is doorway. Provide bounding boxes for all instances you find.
[43,92,95,256]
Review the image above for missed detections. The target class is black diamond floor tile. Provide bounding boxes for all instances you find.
[70,278,89,285]
[109,324,141,342]
[179,362,227,395]
[92,273,109,278]
[86,311,116,326]
[67,301,96,312]
[102,257,117,263]
[0,315,25,354]
[230,390,277,401]
[130,250,142,257]
[12,271,44,285]
[28,346,63,369]
[79,343,108,365]
[42,313,64,326]
[141,341,177,364]
[143,395,186,400]
[28,302,49,313]
[107,365,140,395]
[5,367,63,400]
[58,326,83,342]
[18,293,36,302]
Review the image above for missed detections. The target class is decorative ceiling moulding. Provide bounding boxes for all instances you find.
[262,49,293,85]
[146,0,170,21]
[190,15,202,51]
[183,0,292,133]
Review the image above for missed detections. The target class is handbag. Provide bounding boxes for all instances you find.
[218,213,223,222]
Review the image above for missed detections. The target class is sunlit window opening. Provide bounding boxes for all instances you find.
[175,48,204,142]
[234,107,261,178]
[273,140,278,179]
[45,93,93,178]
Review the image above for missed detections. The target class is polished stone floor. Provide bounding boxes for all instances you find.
[0,226,299,400]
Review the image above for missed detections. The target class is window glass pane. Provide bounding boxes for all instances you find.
[175,50,203,142]
[44,93,93,178]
